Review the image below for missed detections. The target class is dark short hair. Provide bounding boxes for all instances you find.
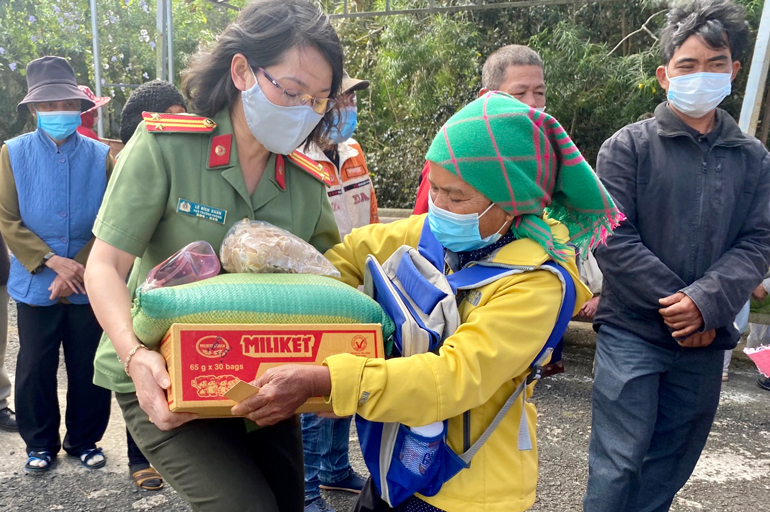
[661,0,749,64]
[120,80,186,144]
[481,45,543,91]
[181,0,343,147]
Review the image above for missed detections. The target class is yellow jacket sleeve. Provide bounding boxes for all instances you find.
[324,215,425,288]
[325,267,562,426]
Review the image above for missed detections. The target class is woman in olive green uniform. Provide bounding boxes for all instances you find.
[84,2,343,511]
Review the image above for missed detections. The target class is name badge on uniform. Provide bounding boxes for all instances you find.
[176,198,227,225]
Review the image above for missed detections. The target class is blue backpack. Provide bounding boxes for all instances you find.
[356,221,577,508]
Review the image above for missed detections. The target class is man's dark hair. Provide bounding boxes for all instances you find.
[481,45,543,91]
[661,0,749,64]
[182,0,343,147]
[120,80,186,144]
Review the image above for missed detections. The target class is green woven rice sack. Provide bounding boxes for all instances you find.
[132,273,395,347]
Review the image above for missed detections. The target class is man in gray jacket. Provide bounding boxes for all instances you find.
[585,1,770,511]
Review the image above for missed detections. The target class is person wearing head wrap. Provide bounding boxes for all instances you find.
[231,92,623,512]
[424,91,622,264]
[119,80,186,145]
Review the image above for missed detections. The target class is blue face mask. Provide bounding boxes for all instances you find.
[241,68,324,155]
[37,111,81,141]
[427,194,507,253]
[328,106,358,144]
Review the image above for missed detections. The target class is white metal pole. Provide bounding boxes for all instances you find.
[89,0,104,138]
[166,0,174,84]
[156,0,166,81]
[739,0,770,135]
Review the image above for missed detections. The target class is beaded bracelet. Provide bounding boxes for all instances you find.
[121,344,148,376]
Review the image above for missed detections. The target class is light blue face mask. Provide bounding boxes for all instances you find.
[427,194,507,253]
[241,68,323,155]
[37,111,81,141]
[666,70,732,119]
[328,106,358,144]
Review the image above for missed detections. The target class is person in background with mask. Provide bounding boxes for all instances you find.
[233,92,622,512]
[0,56,113,473]
[83,1,342,510]
[308,71,378,238]
[300,71,375,512]
[76,85,111,141]
[585,1,770,510]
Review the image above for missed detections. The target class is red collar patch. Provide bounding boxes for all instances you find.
[208,134,232,168]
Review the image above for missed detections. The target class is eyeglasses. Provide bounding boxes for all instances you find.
[257,67,336,115]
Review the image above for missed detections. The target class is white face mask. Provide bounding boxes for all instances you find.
[241,68,323,155]
[666,69,732,119]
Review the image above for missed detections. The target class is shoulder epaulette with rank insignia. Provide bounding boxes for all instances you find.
[142,112,217,134]
[287,150,334,186]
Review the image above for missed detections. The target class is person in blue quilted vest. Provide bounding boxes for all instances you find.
[0,56,113,473]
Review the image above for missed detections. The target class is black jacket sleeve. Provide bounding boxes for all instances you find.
[593,131,687,314]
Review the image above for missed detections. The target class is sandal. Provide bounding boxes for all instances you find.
[78,447,106,469]
[25,450,54,473]
[131,466,164,491]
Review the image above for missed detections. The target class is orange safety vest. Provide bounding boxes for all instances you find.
[306,139,379,238]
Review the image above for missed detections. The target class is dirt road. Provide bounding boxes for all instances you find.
[0,316,767,512]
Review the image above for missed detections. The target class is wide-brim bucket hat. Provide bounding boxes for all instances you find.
[17,56,95,113]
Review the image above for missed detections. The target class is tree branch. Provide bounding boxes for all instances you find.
[608,9,667,56]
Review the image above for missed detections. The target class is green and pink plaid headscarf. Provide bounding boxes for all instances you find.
[425,91,624,262]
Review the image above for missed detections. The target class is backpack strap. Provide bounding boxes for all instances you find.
[417,219,444,271]
[529,262,577,377]
[446,264,522,293]
[458,262,577,461]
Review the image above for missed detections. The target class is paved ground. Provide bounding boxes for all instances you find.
[0,312,767,511]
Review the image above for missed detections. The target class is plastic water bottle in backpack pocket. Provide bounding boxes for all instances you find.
[380,420,468,505]
[399,422,444,476]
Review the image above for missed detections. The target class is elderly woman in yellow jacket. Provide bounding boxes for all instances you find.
[233,92,623,512]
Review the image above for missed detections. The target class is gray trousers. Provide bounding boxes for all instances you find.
[584,324,724,512]
[0,286,9,410]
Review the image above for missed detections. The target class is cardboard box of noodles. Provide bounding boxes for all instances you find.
[160,323,384,417]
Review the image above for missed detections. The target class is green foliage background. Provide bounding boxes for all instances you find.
[0,0,767,208]
[0,0,239,140]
